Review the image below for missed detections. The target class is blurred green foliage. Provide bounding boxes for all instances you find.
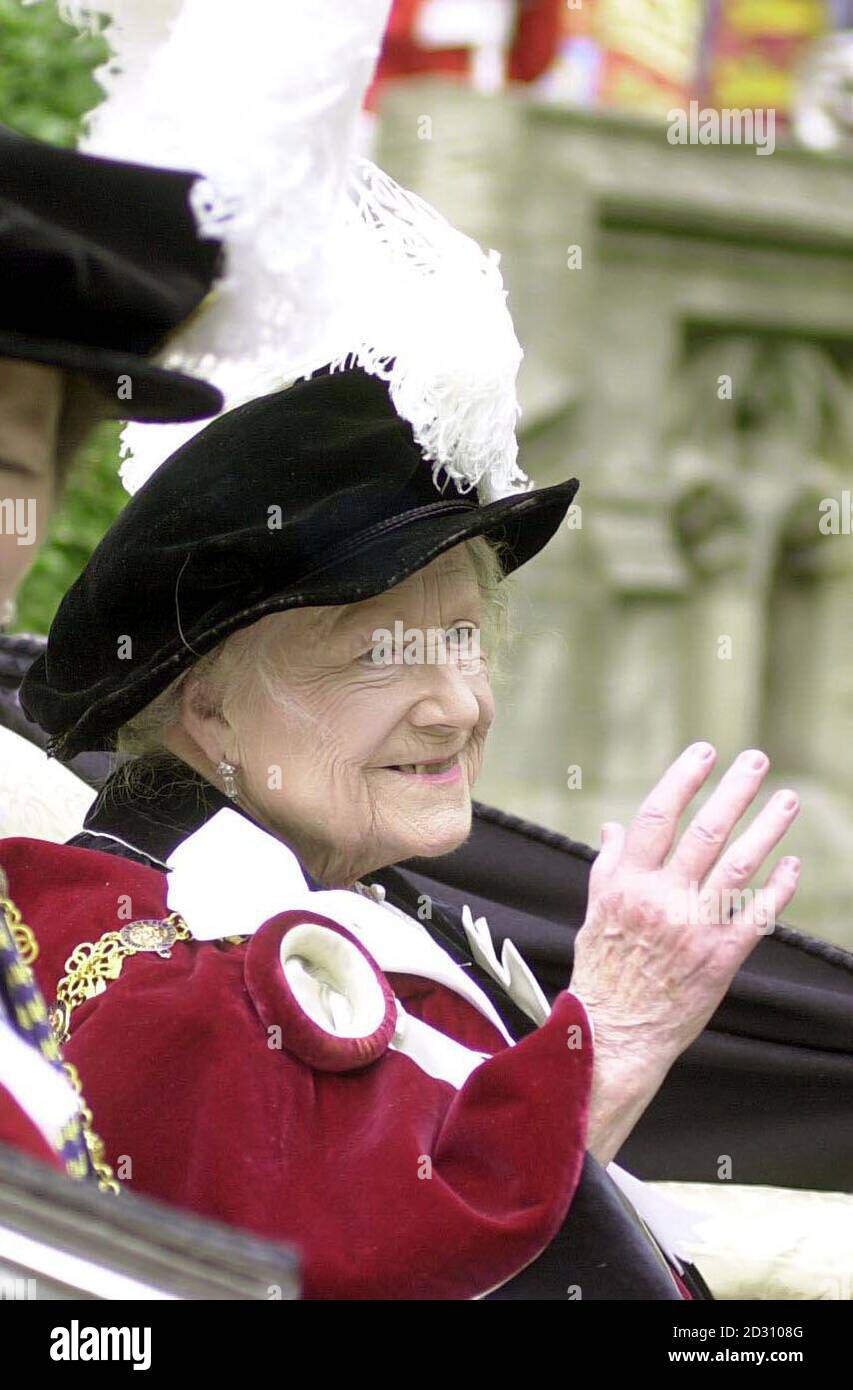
[16,421,128,629]
[0,0,104,146]
[0,0,127,634]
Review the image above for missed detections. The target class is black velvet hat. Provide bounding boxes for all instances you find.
[21,367,579,757]
[0,125,224,422]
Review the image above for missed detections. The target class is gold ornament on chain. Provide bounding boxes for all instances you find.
[48,915,194,1194]
[50,914,191,1045]
[47,913,193,1193]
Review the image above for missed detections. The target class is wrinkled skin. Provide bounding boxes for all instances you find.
[572,742,801,1161]
[171,545,495,887]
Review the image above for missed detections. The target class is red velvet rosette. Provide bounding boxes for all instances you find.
[244,911,398,1072]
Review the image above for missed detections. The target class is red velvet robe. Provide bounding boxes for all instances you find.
[1,835,600,1300]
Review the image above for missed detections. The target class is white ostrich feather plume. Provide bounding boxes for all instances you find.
[54,0,528,502]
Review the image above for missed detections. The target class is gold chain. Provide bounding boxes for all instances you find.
[0,893,39,965]
[1,865,195,1193]
[0,903,192,1199]
[61,1061,121,1194]
[0,875,122,1191]
[51,913,191,1045]
[47,913,192,1194]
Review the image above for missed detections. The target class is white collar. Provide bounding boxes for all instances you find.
[166,809,514,1042]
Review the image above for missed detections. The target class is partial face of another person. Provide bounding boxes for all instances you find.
[185,545,497,887]
[0,358,63,610]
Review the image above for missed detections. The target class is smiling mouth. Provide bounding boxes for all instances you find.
[383,755,460,776]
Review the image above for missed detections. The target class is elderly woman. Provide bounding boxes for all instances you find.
[7,367,801,1300]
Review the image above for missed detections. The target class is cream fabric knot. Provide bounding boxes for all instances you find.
[460,904,551,1027]
[353,881,386,904]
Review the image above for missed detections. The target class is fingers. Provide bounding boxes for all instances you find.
[728,855,802,949]
[699,785,800,914]
[668,748,773,885]
[589,821,625,889]
[620,742,717,871]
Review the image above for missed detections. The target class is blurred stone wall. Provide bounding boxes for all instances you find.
[377,82,853,945]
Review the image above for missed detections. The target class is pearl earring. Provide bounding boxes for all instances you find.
[217,759,239,800]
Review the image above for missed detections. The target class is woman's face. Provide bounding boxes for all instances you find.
[0,358,62,611]
[213,546,496,887]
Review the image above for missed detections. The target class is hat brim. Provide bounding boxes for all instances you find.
[293,474,580,593]
[0,330,223,423]
[44,475,579,757]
